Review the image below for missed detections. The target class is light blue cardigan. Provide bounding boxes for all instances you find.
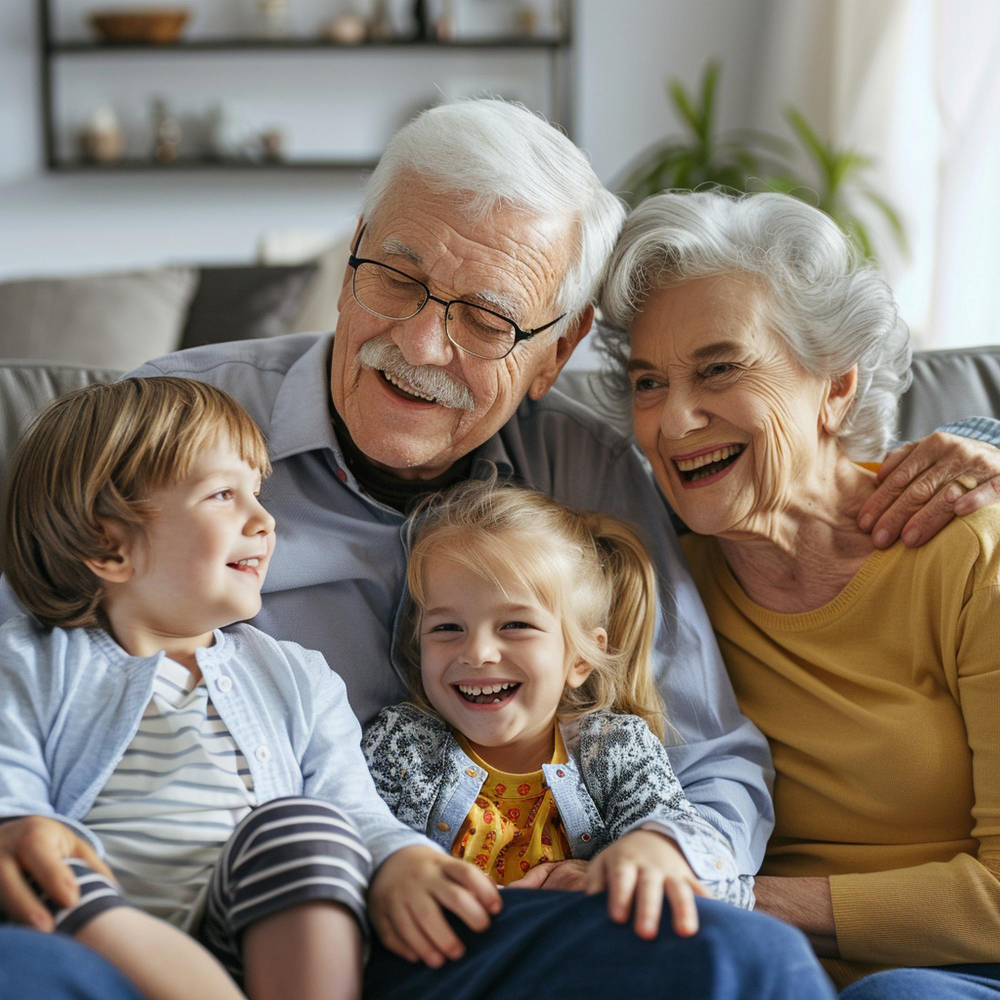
[0,616,436,870]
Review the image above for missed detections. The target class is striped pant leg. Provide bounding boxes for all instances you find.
[41,860,133,937]
[198,797,372,980]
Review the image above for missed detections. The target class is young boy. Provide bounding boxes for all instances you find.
[0,377,496,1000]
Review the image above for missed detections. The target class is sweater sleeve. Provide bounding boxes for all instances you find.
[829,580,1000,965]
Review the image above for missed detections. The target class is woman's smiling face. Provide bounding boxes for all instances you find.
[628,274,832,538]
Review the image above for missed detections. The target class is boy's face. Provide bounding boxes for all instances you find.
[118,436,275,640]
[418,554,592,773]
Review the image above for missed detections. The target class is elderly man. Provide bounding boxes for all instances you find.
[3,99,999,999]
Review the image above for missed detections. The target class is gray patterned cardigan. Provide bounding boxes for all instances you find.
[362,703,754,908]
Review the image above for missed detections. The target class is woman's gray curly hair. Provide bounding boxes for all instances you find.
[596,190,912,460]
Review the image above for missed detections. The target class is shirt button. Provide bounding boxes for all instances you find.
[255,746,271,763]
[437,822,450,832]
[580,832,592,843]
[716,860,724,870]
[555,769,565,778]
[216,676,233,693]
[335,467,347,483]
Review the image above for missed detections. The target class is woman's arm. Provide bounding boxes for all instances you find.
[820,572,1000,966]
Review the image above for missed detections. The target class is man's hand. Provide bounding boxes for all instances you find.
[585,830,709,940]
[752,876,839,958]
[0,815,113,931]
[858,432,1000,548]
[369,846,501,968]
[506,858,590,891]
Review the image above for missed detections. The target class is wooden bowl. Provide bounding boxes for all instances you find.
[90,8,191,44]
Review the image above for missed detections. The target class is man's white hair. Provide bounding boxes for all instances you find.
[597,190,912,460]
[362,98,625,333]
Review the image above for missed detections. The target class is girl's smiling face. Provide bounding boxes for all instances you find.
[418,553,593,774]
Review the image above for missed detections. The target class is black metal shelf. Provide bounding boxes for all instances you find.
[48,36,568,54]
[38,0,575,173]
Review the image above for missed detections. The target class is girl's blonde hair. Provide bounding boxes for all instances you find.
[3,377,270,629]
[399,476,666,740]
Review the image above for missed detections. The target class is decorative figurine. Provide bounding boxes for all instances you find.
[151,97,182,164]
[78,105,125,164]
[257,0,290,38]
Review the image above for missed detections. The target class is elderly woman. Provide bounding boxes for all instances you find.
[597,191,1000,999]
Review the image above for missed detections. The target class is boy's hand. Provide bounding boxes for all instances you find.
[0,815,114,931]
[369,845,502,968]
[585,830,710,940]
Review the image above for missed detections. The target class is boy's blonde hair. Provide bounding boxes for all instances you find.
[3,377,270,629]
[399,477,666,741]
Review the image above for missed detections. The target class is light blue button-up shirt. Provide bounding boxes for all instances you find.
[0,618,437,870]
[0,331,775,874]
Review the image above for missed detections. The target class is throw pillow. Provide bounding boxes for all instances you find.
[0,268,198,370]
[179,263,319,350]
[289,235,353,335]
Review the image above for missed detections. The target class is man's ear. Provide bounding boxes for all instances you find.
[528,305,595,401]
[821,365,859,435]
[565,626,607,690]
[83,519,135,584]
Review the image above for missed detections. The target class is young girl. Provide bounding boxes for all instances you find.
[363,477,753,963]
[0,377,470,1000]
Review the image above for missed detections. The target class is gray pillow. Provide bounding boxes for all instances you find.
[0,268,198,370]
[179,263,319,350]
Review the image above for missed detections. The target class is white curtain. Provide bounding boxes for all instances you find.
[753,0,1000,349]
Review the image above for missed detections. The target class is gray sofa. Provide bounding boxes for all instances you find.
[2,345,1000,567]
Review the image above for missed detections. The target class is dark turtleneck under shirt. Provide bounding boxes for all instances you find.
[329,399,475,514]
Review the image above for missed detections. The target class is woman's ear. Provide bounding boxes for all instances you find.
[821,366,859,435]
[84,519,135,584]
[565,627,607,689]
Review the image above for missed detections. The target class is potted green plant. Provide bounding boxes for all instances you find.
[616,62,907,262]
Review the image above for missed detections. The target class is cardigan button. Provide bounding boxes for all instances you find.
[465,768,477,777]
[255,746,272,763]
[216,676,233,693]
[580,832,592,843]
[555,769,565,778]
[716,860,724,870]
[437,822,450,832]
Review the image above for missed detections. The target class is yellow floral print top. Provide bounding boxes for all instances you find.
[450,726,572,885]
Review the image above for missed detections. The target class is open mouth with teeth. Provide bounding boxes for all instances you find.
[227,557,262,576]
[378,369,437,404]
[674,444,746,483]
[455,682,521,706]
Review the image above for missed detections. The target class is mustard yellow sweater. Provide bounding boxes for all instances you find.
[681,507,1000,986]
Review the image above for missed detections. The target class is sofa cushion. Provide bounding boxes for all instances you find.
[0,361,122,570]
[0,268,198,370]
[179,264,319,350]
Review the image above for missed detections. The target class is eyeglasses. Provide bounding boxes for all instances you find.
[348,225,566,361]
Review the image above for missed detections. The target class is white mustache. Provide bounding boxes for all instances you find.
[357,335,476,412]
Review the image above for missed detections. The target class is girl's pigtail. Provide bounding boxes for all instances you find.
[589,516,666,741]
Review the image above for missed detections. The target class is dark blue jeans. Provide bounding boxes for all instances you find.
[365,890,837,999]
[0,926,145,1000]
[840,965,1000,999]
[1,891,838,999]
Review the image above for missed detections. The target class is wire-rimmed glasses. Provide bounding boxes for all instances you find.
[348,225,566,360]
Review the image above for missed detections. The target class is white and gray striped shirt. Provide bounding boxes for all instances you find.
[84,657,257,931]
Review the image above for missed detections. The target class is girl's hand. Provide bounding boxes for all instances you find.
[585,830,710,940]
[369,845,502,967]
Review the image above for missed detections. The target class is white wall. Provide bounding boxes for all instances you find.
[0,0,768,277]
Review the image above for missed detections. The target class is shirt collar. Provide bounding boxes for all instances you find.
[267,333,340,462]
[266,331,515,480]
